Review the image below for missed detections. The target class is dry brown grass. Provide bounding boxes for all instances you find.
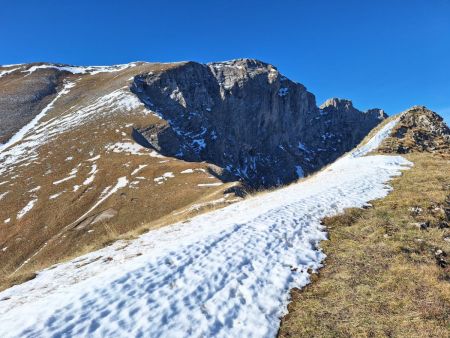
[0,272,37,293]
[278,152,450,337]
[0,63,242,291]
[0,167,239,291]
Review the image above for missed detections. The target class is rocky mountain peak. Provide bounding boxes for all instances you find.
[131,60,387,187]
[367,108,388,120]
[400,106,449,134]
[320,97,387,120]
[0,60,389,189]
[208,58,274,69]
[378,106,450,154]
[319,97,354,111]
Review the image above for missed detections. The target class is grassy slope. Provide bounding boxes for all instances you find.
[278,152,450,337]
[0,64,241,291]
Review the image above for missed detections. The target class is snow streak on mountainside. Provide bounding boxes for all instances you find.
[0,62,136,78]
[0,81,76,159]
[348,117,401,158]
[0,120,411,338]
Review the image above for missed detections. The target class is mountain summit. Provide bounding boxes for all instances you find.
[320,97,387,120]
[131,60,387,187]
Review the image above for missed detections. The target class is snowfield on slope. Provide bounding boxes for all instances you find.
[0,83,149,177]
[0,121,411,338]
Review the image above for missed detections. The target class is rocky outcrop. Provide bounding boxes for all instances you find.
[131,59,386,187]
[0,60,386,187]
[312,98,387,163]
[378,106,450,154]
[320,98,387,121]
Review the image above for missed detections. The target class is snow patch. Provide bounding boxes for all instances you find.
[105,142,164,158]
[298,142,309,152]
[86,155,100,162]
[0,150,411,337]
[71,177,128,226]
[131,164,148,176]
[0,81,75,153]
[278,87,289,97]
[347,118,400,158]
[197,182,223,187]
[17,198,37,219]
[295,165,304,178]
[0,63,24,67]
[22,63,136,76]
[53,168,78,185]
[83,164,97,186]
[173,197,227,215]
[0,66,23,78]
[154,172,175,184]
[49,192,64,200]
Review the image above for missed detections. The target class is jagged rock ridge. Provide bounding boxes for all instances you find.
[131,59,387,187]
[378,106,450,154]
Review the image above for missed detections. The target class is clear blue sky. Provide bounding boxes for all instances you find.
[1,0,449,122]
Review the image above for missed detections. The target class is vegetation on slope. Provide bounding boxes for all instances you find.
[0,63,241,291]
[279,109,450,336]
[279,152,450,337]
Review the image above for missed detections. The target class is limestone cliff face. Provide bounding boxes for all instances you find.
[314,98,388,160]
[0,59,387,187]
[132,59,386,187]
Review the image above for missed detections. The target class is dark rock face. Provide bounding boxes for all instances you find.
[132,59,386,187]
[0,65,67,144]
[379,106,450,154]
[310,98,387,165]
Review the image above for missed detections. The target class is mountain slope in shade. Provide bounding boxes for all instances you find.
[132,59,386,187]
[0,64,66,144]
[0,60,385,288]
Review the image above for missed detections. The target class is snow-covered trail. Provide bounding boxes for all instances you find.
[0,123,411,337]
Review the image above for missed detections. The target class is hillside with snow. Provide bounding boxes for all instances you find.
[0,62,242,287]
[0,117,412,337]
[0,60,387,290]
